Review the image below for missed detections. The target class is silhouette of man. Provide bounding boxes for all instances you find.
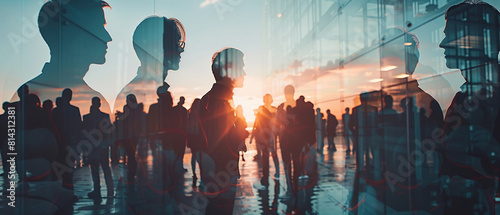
[114,16,186,115]
[52,88,82,193]
[349,92,378,166]
[250,94,280,184]
[289,95,315,197]
[326,109,338,151]
[199,47,246,214]
[121,94,145,183]
[277,85,297,197]
[342,107,353,153]
[347,92,378,213]
[380,27,447,120]
[172,96,189,165]
[15,0,112,116]
[83,97,114,199]
[147,87,185,193]
[439,1,500,214]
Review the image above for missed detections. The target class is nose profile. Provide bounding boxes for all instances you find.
[105,30,112,43]
[439,38,445,49]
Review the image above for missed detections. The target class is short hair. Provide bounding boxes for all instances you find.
[133,16,185,63]
[159,91,173,107]
[445,1,500,50]
[55,97,62,107]
[17,84,29,100]
[360,92,370,102]
[62,88,72,101]
[211,48,245,81]
[92,97,100,105]
[156,85,169,97]
[38,0,110,52]
[384,95,394,105]
[27,94,41,108]
[43,99,53,109]
[445,1,499,20]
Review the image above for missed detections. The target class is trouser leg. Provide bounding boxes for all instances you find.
[89,158,100,192]
[280,144,292,193]
[124,139,136,181]
[290,148,303,194]
[261,142,269,186]
[270,144,280,178]
[100,148,114,195]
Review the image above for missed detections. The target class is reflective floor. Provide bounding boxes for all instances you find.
[1,138,499,214]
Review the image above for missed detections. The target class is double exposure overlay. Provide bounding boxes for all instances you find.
[1,0,500,214]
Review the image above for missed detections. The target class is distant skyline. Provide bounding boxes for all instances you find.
[0,0,265,121]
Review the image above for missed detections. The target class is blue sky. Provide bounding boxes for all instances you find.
[0,0,265,120]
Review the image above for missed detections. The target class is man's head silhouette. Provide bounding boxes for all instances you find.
[178,96,185,106]
[383,95,394,108]
[156,86,173,107]
[17,84,29,101]
[439,1,500,72]
[92,97,101,107]
[38,0,112,67]
[211,48,246,88]
[62,88,72,103]
[360,92,370,105]
[43,99,54,111]
[133,16,186,80]
[55,97,62,108]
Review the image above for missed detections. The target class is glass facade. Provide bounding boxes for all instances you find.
[263,0,500,214]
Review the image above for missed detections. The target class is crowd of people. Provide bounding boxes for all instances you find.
[2,0,500,214]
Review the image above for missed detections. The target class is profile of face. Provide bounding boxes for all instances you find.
[164,19,185,72]
[439,18,461,70]
[39,1,112,65]
[439,3,500,72]
[133,16,185,81]
[212,48,246,88]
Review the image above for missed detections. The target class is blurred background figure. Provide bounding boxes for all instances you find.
[235,105,248,178]
[342,107,353,154]
[326,109,338,152]
[187,98,203,185]
[83,97,114,199]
